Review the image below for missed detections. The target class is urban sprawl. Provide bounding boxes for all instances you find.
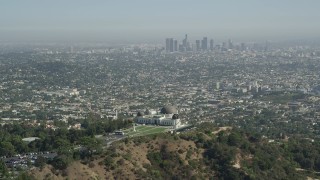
[1,34,320,172]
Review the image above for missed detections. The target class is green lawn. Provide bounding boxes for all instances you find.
[123,125,169,137]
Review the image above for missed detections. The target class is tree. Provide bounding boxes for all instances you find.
[68,129,83,144]
[228,132,242,147]
[10,135,28,154]
[0,141,15,156]
[53,138,72,155]
[79,136,102,158]
[82,119,89,129]
[0,160,9,178]
[51,155,71,170]
[86,124,96,136]
[35,156,47,169]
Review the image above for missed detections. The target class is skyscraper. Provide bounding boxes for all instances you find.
[228,39,233,49]
[182,34,188,48]
[169,38,174,52]
[174,39,178,52]
[166,38,174,52]
[182,34,189,51]
[166,38,170,52]
[196,40,201,51]
[201,37,208,50]
[210,39,214,51]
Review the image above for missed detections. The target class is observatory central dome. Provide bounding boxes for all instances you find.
[160,105,178,114]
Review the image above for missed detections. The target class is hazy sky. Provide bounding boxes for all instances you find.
[1,0,320,43]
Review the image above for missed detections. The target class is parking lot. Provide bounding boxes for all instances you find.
[1,152,57,169]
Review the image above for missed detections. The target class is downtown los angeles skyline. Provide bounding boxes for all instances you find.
[1,0,320,43]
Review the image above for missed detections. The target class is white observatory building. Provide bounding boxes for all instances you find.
[135,105,181,129]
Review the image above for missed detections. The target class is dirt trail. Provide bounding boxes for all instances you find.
[212,126,232,134]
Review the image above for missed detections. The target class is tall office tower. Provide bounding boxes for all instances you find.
[179,44,184,52]
[169,38,174,52]
[228,39,233,49]
[174,40,178,52]
[165,38,174,52]
[166,38,170,52]
[182,34,191,51]
[183,34,188,48]
[210,39,214,50]
[191,43,195,51]
[201,37,208,50]
[196,40,201,51]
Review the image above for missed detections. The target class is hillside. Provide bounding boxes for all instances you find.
[29,124,320,180]
[29,133,207,180]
